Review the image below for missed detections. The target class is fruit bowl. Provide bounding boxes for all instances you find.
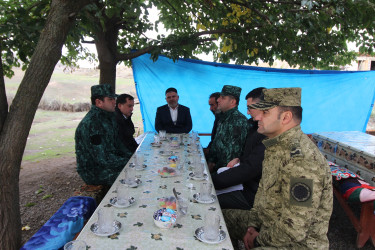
[157,167,177,177]
[158,196,177,210]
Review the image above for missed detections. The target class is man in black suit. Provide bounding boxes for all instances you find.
[115,94,139,153]
[204,92,222,157]
[155,87,192,133]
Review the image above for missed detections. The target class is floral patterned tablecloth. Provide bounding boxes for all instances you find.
[76,132,234,250]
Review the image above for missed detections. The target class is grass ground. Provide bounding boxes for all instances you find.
[5,66,143,162]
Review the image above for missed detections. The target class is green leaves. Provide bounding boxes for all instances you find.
[2,0,375,76]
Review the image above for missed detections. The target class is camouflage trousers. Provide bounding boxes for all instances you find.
[223,209,278,250]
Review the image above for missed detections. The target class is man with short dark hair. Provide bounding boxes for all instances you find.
[115,94,138,153]
[155,87,192,133]
[75,84,132,186]
[212,87,266,210]
[223,88,333,249]
[204,92,221,156]
[207,85,248,172]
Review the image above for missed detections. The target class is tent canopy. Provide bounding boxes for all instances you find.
[132,54,375,146]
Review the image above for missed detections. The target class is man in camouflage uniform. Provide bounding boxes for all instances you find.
[207,85,248,173]
[75,84,133,186]
[223,88,333,249]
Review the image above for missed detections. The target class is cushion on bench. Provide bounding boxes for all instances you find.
[21,196,96,250]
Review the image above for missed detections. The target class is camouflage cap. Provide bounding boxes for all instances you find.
[91,84,118,98]
[220,85,241,99]
[249,87,301,110]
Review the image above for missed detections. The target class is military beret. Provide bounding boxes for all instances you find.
[220,85,241,99]
[91,84,118,98]
[249,87,301,110]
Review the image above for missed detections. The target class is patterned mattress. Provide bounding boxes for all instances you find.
[311,131,375,186]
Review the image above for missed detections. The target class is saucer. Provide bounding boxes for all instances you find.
[193,193,216,204]
[119,178,142,188]
[195,226,226,244]
[109,197,136,208]
[189,172,208,181]
[90,220,121,236]
[151,142,161,147]
[159,150,173,156]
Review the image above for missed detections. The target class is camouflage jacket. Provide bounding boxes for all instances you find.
[247,125,333,249]
[207,107,248,171]
[75,105,133,186]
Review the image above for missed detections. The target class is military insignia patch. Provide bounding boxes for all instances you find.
[290,177,313,207]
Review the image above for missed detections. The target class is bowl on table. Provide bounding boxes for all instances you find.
[153,208,177,229]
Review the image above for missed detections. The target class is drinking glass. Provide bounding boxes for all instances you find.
[200,182,212,201]
[64,240,87,250]
[124,166,135,184]
[177,197,189,216]
[203,211,220,241]
[193,162,204,178]
[159,130,166,140]
[97,208,114,234]
[135,154,144,170]
[116,185,130,206]
[154,135,160,144]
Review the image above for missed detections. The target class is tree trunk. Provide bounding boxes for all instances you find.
[0,41,8,134]
[0,0,89,248]
[95,20,119,91]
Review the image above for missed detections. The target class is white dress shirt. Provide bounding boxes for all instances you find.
[168,105,178,125]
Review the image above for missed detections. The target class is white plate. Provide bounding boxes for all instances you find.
[195,227,226,244]
[193,193,216,204]
[189,172,208,181]
[119,178,142,188]
[90,220,121,237]
[109,197,136,208]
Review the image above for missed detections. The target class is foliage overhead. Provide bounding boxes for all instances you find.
[0,0,49,77]
[154,0,375,69]
[1,0,375,74]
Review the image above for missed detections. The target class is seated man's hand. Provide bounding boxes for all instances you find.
[243,227,259,250]
[207,162,215,172]
[203,148,209,158]
[227,158,240,168]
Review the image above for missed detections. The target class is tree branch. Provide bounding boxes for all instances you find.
[82,40,95,43]
[116,27,241,61]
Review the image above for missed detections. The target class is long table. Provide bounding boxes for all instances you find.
[76,132,234,249]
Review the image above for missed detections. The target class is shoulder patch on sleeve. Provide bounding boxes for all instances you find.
[290,177,313,207]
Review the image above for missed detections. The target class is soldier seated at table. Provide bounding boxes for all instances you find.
[206,85,248,173]
[211,88,266,210]
[75,84,133,186]
[223,87,333,249]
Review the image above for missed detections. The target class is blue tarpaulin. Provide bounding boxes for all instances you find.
[131,54,375,146]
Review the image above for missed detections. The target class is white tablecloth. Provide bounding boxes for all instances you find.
[76,132,234,250]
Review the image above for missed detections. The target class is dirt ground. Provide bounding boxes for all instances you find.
[19,156,375,249]
[19,156,85,245]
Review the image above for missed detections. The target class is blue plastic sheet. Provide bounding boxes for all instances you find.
[132,54,375,146]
